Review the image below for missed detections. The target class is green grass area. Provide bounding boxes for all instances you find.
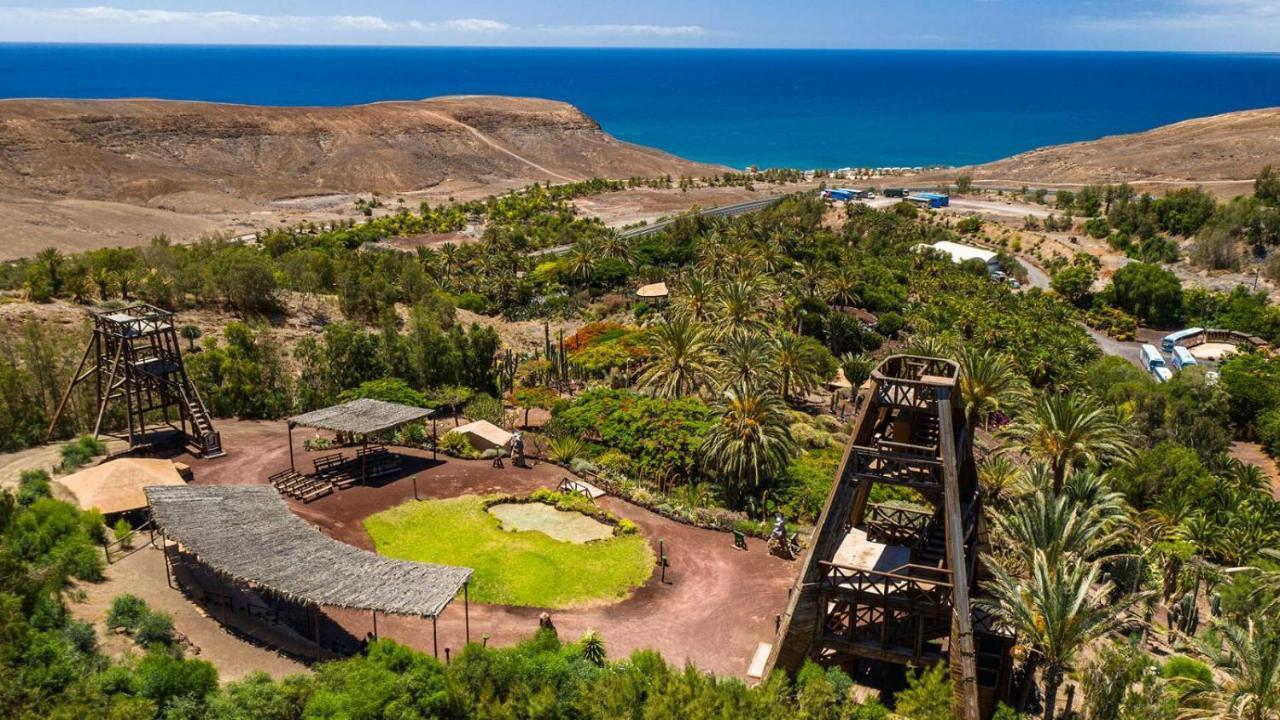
[363,495,655,609]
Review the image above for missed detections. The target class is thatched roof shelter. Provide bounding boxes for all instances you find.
[288,398,433,436]
[58,458,186,515]
[146,485,470,617]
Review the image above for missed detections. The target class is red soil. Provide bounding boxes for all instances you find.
[167,419,795,677]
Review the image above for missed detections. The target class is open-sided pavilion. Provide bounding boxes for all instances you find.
[273,399,437,501]
[146,484,471,659]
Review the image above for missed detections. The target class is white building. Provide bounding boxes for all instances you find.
[917,240,1002,274]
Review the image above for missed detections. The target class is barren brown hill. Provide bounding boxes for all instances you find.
[946,107,1280,189]
[0,96,725,259]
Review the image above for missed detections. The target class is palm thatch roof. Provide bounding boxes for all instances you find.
[146,485,470,617]
[288,398,433,436]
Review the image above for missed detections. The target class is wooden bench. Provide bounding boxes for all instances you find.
[313,453,348,476]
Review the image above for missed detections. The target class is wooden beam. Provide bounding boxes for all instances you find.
[935,385,980,720]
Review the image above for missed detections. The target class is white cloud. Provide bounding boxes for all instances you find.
[0,6,705,42]
[1069,0,1280,36]
[443,18,512,33]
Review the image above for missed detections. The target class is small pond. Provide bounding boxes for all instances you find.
[487,502,614,544]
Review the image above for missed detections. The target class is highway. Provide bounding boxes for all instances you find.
[531,196,783,257]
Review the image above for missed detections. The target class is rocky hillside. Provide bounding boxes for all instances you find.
[0,96,724,258]
[955,107,1280,186]
[0,95,720,203]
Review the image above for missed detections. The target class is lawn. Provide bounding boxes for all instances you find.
[363,494,655,609]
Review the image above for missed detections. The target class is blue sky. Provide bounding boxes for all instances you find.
[0,1,1277,51]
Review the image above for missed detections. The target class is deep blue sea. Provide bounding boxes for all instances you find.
[3,44,1280,169]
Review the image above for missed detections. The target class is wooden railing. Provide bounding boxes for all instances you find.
[865,504,934,547]
[847,446,942,490]
[821,560,953,615]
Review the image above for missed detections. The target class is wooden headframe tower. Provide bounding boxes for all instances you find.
[47,304,223,458]
[765,355,1012,718]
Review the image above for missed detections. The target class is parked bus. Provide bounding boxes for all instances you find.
[1162,327,1204,353]
[1172,346,1198,371]
[1139,344,1165,372]
[1153,366,1174,383]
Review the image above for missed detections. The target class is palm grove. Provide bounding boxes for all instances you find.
[1,180,1279,718]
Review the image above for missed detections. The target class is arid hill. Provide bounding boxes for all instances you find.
[952,107,1280,188]
[0,96,725,259]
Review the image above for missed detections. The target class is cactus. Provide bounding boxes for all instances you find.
[1172,591,1200,637]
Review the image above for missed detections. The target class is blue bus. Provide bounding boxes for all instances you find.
[1139,344,1165,371]
[1172,346,1198,371]
[1162,328,1204,353]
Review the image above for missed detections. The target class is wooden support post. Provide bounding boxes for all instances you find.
[162,534,172,589]
[372,610,378,640]
[432,418,437,460]
[92,339,126,438]
[288,422,295,472]
[935,384,980,720]
[46,338,95,441]
[464,582,470,644]
[432,616,439,658]
[313,605,322,662]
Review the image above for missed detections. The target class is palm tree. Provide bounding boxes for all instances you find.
[773,331,827,402]
[825,265,862,307]
[979,552,1134,720]
[792,257,830,299]
[673,271,715,323]
[35,247,65,294]
[956,345,1029,436]
[716,330,779,392]
[579,630,607,667]
[1003,391,1135,494]
[978,454,1021,506]
[989,488,1125,571]
[567,240,598,283]
[713,277,767,336]
[636,316,715,399]
[700,383,796,505]
[597,232,635,267]
[1178,619,1280,720]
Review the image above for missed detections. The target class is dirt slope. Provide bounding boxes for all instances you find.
[0,96,724,258]
[953,107,1280,186]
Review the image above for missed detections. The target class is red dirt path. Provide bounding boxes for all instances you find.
[168,420,795,677]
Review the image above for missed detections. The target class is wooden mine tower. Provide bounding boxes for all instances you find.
[765,355,1012,718]
[48,304,223,458]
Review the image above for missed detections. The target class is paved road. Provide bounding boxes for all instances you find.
[1020,257,1144,368]
[531,196,784,257]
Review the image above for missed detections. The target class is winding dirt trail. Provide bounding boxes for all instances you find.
[420,110,579,184]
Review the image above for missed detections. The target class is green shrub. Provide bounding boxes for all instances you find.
[58,442,94,473]
[616,519,637,535]
[113,517,134,549]
[82,508,107,543]
[594,449,632,476]
[17,468,52,505]
[108,594,149,630]
[789,422,830,450]
[439,431,478,459]
[463,394,505,426]
[134,610,176,647]
[1162,655,1212,684]
[548,436,586,464]
[135,651,218,709]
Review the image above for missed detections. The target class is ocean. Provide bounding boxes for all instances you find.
[2,44,1280,170]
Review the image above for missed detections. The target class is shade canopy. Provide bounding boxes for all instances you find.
[58,458,186,515]
[147,485,471,617]
[289,398,433,436]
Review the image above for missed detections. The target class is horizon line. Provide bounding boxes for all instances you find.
[2,41,1279,55]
